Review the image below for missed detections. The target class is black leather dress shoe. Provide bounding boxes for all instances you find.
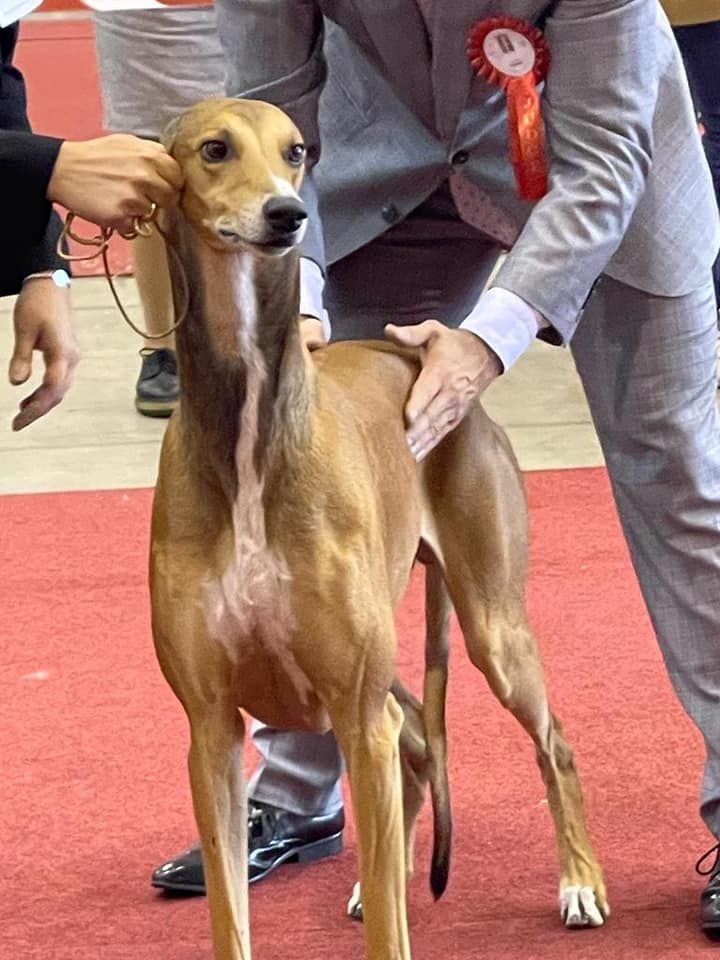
[135,348,180,418]
[151,801,344,895]
[697,841,720,936]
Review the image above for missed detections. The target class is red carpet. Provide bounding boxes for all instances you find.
[0,468,712,959]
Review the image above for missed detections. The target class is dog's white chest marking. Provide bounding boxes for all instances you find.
[203,253,299,672]
[196,249,319,725]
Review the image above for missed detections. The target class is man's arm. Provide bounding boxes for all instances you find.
[299,257,330,340]
[1,24,184,429]
[0,23,77,431]
[462,0,659,361]
[0,24,67,293]
[491,0,658,342]
[393,0,660,458]
[0,130,68,293]
[0,132,63,242]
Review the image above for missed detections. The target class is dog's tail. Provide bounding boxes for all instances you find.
[424,560,452,900]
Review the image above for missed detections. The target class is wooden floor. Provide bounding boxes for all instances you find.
[0,276,603,495]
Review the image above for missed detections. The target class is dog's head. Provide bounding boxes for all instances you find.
[162,98,308,255]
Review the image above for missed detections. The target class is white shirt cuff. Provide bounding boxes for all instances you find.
[299,257,330,340]
[460,286,549,371]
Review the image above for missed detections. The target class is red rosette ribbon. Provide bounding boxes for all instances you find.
[467,16,551,201]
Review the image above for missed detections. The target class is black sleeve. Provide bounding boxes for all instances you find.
[0,23,67,297]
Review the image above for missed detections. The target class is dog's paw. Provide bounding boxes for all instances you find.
[560,884,608,928]
[347,881,363,922]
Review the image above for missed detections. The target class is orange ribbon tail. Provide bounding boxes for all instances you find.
[506,72,548,201]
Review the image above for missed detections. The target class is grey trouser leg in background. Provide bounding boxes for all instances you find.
[249,183,502,815]
[248,722,345,816]
[572,274,720,836]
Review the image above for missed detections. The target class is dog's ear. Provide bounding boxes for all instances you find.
[161,116,182,155]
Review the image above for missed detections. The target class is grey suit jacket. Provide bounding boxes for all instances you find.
[215,0,720,343]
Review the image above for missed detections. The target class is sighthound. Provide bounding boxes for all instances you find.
[149,96,608,960]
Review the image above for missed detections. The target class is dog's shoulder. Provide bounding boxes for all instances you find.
[312,339,420,389]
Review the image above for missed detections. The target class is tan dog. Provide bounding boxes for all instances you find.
[149,97,608,960]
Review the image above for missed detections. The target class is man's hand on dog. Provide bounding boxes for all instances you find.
[385,320,501,461]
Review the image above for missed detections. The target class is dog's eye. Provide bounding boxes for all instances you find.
[286,143,306,166]
[201,139,229,163]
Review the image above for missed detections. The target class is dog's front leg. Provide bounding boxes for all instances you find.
[335,691,412,960]
[188,704,250,960]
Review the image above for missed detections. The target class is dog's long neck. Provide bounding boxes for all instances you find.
[165,213,313,502]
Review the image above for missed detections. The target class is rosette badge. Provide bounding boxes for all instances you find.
[467,17,551,201]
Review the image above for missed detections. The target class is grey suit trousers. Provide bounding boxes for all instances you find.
[249,186,720,837]
[573,273,720,832]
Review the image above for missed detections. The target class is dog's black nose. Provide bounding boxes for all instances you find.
[263,196,308,234]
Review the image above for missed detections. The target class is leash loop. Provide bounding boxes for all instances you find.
[56,206,189,341]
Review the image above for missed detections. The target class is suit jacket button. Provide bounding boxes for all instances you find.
[381,203,400,224]
[452,150,469,165]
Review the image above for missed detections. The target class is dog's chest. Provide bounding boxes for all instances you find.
[202,506,325,730]
[199,258,324,727]
[207,530,290,635]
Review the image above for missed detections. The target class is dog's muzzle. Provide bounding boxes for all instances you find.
[261,197,308,248]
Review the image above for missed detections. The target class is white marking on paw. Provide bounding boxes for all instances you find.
[560,884,605,928]
[21,670,50,681]
[347,881,363,921]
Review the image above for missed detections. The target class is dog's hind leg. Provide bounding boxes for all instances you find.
[452,601,607,927]
[391,561,452,898]
[427,411,608,929]
[391,680,429,887]
[421,559,452,899]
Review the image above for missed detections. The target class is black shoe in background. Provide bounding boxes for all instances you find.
[151,801,345,895]
[697,841,720,937]
[135,348,179,418]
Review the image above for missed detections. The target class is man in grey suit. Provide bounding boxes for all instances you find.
[153,0,720,932]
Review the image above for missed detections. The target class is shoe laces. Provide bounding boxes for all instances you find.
[139,347,177,377]
[248,803,274,839]
[696,841,720,878]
